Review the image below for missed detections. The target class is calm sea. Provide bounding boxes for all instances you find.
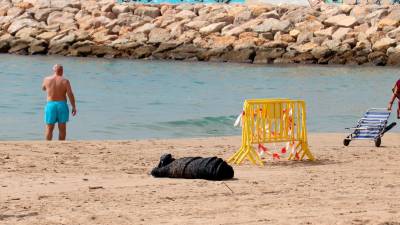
[0,54,398,140]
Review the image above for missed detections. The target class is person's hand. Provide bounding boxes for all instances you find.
[388,102,393,111]
[72,107,77,116]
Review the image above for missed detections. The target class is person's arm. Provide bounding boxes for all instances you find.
[388,85,398,111]
[66,80,77,116]
[42,79,46,91]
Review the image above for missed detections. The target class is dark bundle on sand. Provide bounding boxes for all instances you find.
[151,154,234,180]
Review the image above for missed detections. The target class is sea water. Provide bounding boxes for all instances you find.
[0,54,398,140]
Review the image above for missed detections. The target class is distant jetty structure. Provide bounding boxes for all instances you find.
[1,0,400,65]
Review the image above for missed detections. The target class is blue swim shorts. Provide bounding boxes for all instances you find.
[44,101,69,125]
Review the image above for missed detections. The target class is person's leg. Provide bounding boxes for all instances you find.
[397,101,400,119]
[58,123,66,140]
[57,101,69,141]
[46,124,55,140]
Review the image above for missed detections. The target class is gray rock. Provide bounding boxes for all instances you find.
[7,18,39,34]
[372,37,396,51]
[29,39,47,55]
[134,6,161,18]
[112,5,129,15]
[208,13,234,24]
[134,23,156,34]
[234,9,253,25]
[322,39,341,52]
[295,20,324,32]
[252,18,290,33]
[253,48,285,63]
[168,44,202,60]
[8,39,29,54]
[332,27,351,41]
[185,21,210,30]
[222,49,255,63]
[34,8,56,22]
[324,14,357,27]
[258,10,280,20]
[47,11,75,29]
[296,32,313,44]
[7,7,24,18]
[175,10,196,20]
[311,46,331,59]
[368,51,387,66]
[199,22,226,35]
[148,28,171,44]
[0,33,12,53]
[387,52,400,65]
[314,27,334,38]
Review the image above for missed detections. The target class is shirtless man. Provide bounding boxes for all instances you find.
[42,64,77,140]
[388,79,400,119]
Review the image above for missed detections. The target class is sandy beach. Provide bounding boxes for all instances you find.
[1,133,400,225]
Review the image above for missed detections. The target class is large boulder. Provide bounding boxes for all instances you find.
[134,6,161,18]
[332,27,351,41]
[6,6,24,18]
[133,23,156,34]
[177,30,198,44]
[185,21,210,31]
[233,36,261,50]
[7,18,40,34]
[253,48,286,63]
[324,14,357,27]
[349,6,369,24]
[34,8,57,22]
[199,22,226,35]
[233,9,253,25]
[92,29,117,43]
[8,39,29,54]
[148,28,171,44]
[314,27,334,39]
[37,31,58,41]
[221,48,255,63]
[50,33,76,47]
[15,27,40,40]
[175,10,196,20]
[311,46,331,59]
[368,51,387,66]
[209,13,234,24]
[252,18,290,33]
[111,5,129,16]
[29,39,47,55]
[378,9,400,28]
[207,35,236,49]
[295,20,324,32]
[0,33,13,53]
[372,37,396,51]
[47,11,76,29]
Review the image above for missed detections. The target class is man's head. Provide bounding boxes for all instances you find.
[53,64,63,76]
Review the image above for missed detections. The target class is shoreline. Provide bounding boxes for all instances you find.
[2,133,400,224]
[2,1,400,65]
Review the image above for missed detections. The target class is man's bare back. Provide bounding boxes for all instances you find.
[42,75,69,101]
[42,64,76,141]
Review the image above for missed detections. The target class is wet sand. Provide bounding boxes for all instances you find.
[1,133,400,225]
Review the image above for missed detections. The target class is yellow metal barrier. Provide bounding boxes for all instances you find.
[228,99,315,166]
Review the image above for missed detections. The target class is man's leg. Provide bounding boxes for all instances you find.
[46,124,55,141]
[58,123,66,140]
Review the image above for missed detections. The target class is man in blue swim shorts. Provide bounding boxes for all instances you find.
[42,64,77,140]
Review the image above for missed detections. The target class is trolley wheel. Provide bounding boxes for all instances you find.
[343,139,351,146]
[375,137,381,147]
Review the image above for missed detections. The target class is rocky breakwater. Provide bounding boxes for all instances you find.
[2,1,400,65]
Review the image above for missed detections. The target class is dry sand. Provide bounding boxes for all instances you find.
[1,133,400,225]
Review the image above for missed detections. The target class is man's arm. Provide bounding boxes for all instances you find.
[42,79,46,91]
[388,85,398,111]
[66,80,77,116]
